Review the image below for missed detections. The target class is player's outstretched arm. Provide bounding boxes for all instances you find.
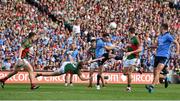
[88,57,105,64]
[148,40,158,49]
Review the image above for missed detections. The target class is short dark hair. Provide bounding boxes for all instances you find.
[91,39,96,42]
[28,32,36,38]
[161,23,168,30]
[77,61,84,69]
[129,27,135,34]
[102,33,109,37]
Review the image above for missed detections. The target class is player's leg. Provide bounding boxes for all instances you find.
[123,58,131,91]
[123,65,135,92]
[146,57,166,93]
[23,60,40,90]
[152,63,165,85]
[164,74,170,88]
[69,73,73,86]
[96,65,104,90]
[96,53,109,90]
[145,63,164,93]
[36,71,62,77]
[123,58,138,92]
[100,66,105,86]
[123,66,130,91]
[88,62,98,87]
[64,73,68,86]
[160,66,170,88]
[0,60,22,88]
[88,68,94,87]
[99,53,110,87]
[136,58,143,74]
[127,65,135,92]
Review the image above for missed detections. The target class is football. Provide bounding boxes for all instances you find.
[109,22,117,29]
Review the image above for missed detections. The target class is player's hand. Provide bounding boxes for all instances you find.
[126,44,131,47]
[87,60,91,64]
[99,57,104,61]
[17,58,22,62]
[125,52,132,56]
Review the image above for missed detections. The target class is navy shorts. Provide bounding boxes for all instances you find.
[160,58,170,75]
[154,56,168,68]
[97,53,109,66]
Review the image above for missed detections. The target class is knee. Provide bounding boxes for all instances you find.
[126,72,131,76]
[98,70,102,75]
[155,68,161,74]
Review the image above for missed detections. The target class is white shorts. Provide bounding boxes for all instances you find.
[123,58,140,68]
[23,59,29,64]
[56,62,71,74]
[88,62,98,70]
[17,59,29,68]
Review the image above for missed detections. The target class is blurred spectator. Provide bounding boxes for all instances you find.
[2,58,11,70]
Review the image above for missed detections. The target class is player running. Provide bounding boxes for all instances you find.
[145,23,179,93]
[123,27,142,92]
[35,61,92,81]
[0,32,40,90]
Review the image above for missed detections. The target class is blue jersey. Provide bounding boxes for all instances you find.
[106,42,113,46]
[156,32,174,58]
[71,49,79,61]
[96,38,106,58]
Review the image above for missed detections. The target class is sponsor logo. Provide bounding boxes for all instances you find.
[0,72,153,84]
[121,74,127,82]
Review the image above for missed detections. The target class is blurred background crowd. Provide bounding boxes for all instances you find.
[0,0,179,74]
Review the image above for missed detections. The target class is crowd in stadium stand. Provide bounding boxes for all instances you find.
[0,0,179,74]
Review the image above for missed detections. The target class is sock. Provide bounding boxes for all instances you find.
[70,81,72,84]
[31,83,35,87]
[150,85,154,88]
[97,74,101,85]
[127,84,131,87]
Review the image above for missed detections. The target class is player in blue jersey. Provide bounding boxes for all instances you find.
[95,33,116,90]
[145,23,179,93]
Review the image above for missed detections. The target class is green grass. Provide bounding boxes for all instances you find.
[0,84,179,100]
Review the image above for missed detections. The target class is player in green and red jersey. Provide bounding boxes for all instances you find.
[35,61,92,81]
[0,32,40,90]
[86,37,98,87]
[123,27,142,92]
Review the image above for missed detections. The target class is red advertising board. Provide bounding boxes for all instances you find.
[0,72,153,84]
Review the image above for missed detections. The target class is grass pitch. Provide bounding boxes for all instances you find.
[0,84,179,100]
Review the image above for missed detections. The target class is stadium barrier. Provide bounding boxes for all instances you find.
[0,71,154,84]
